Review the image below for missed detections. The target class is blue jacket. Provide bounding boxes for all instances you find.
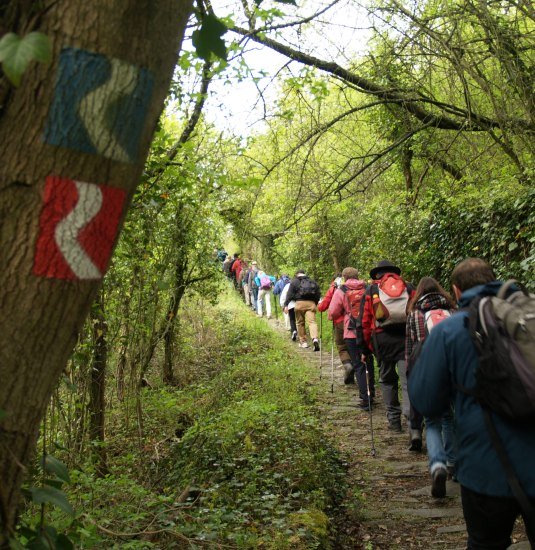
[408,282,535,498]
[273,276,290,296]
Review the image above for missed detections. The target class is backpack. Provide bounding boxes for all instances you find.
[342,285,366,332]
[299,277,320,300]
[466,279,535,530]
[260,275,272,290]
[424,309,451,335]
[408,307,451,370]
[373,274,410,327]
[468,279,535,422]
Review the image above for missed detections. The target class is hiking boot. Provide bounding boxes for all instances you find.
[313,338,320,352]
[408,429,423,452]
[359,400,373,411]
[291,330,297,341]
[299,342,309,349]
[431,466,447,498]
[343,363,355,384]
[387,420,402,433]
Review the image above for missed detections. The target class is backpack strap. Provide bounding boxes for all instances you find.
[497,279,528,300]
[483,409,535,534]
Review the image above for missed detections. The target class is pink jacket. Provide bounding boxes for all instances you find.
[328,278,367,339]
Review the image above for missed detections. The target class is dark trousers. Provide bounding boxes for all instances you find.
[288,308,297,334]
[461,485,535,549]
[345,338,375,403]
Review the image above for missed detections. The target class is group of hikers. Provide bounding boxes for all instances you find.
[219,250,535,550]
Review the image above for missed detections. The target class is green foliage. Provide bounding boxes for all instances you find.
[192,13,228,61]
[0,32,51,86]
[24,294,346,548]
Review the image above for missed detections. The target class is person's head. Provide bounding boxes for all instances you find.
[252,260,258,269]
[451,258,496,299]
[233,253,239,259]
[295,269,306,278]
[370,260,401,280]
[341,267,359,281]
[408,276,455,311]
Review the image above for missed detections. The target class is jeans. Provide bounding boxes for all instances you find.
[425,410,456,472]
[250,287,258,310]
[461,485,535,549]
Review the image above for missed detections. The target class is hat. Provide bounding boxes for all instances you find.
[252,261,257,265]
[369,260,401,279]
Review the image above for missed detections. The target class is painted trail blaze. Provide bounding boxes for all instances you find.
[34,176,126,280]
[44,47,154,163]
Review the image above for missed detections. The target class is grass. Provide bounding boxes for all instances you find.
[18,290,349,549]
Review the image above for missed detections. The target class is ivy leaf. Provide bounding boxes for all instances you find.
[508,242,518,251]
[0,32,51,86]
[29,486,74,516]
[192,14,227,61]
[43,454,71,484]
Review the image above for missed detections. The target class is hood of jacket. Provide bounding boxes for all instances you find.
[343,278,367,291]
[458,281,502,308]
[416,292,451,312]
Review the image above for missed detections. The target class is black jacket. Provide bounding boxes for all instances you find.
[284,276,321,306]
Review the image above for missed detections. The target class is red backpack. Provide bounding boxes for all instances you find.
[342,284,366,332]
[424,309,451,335]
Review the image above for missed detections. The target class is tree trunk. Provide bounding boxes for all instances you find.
[89,289,108,476]
[0,0,191,540]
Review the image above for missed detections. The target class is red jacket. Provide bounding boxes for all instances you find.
[317,284,344,323]
[328,279,367,338]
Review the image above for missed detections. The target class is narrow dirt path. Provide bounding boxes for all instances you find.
[267,317,530,550]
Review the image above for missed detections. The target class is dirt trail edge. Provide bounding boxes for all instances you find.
[267,317,529,550]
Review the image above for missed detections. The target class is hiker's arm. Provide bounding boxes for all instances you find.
[327,289,343,321]
[408,327,451,418]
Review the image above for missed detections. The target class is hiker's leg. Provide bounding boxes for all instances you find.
[265,292,272,318]
[378,358,401,425]
[425,416,447,471]
[343,338,358,385]
[257,290,264,316]
[244,284,250,306]
[294,302,307,343]
[461,486,519,550]
[289,308,297,334]
[397,360,410,421]
[304,302,318,339]
[334,322,351,364]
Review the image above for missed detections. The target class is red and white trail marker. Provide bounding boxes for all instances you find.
[34,175,126,280]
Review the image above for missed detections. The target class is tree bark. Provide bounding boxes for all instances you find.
[0,0,192,540]
[89,289,108,476]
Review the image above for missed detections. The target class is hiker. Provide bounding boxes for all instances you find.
[405,277,457,480]
[319,273,353,377]
[328,268,375,408]
[242,264,252,306]
[231,254,243,290]
[284,270,321,350]
[280,278,297,340]
[247,261,260,310]
[255,269,276,318]
[273,274,291,329]
[360,260,414,432]
[408,258,535,548]
[222,255,233,278]
[237,260,248,298]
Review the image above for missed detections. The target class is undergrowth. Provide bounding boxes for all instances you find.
[20,291,348,548]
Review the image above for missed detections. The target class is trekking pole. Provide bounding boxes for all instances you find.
[319,312,323,380]
[330,324,335,393]
[364,357,376,457]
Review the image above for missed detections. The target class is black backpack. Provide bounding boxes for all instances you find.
[298,277,319,301]
[465,279,535,533]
